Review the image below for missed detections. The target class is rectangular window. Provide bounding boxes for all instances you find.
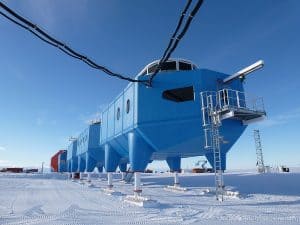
[179,62,192,70]
[160,61,177,71]
[162,86,194,102]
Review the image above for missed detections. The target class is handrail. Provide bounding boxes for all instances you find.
[200,89,265,114]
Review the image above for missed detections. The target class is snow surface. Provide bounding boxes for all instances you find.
[0,171,300,225]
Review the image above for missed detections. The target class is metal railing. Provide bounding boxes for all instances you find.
[201,89,265,112]
[217,89,265,112]
[200,89,265,127]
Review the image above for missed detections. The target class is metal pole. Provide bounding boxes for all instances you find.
[41,162,44,174]
[174,172,179,186]
[236,90,240,108]
[134,172,142,198]
[87,172,91,182]
[107,172,113,189]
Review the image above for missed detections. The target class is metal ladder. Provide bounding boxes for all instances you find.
[201,92,224,201]
[254,129,265,173]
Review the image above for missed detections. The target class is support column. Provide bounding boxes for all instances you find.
[87,172,91,183]
[72,172,75,179]
[134,172,142,198]
[121,172,125,180]
[79,172,84,180]
[107,172,113,189]
[174,172,179,187]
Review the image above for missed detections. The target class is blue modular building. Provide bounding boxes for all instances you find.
[99,59,265,174]
[58,150,67,172]
[67,139,78,173]
[63,59,265,196]
[76,122,105,173]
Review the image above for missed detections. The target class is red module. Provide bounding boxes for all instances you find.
[51,150,66,172]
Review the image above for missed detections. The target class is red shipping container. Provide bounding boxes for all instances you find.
[51,150,65,172]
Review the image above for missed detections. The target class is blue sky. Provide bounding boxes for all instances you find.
[0,0,299,170]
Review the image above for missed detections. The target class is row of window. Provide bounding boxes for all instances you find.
[116,99,131,121]
[115,86,195,120]
[140,60,196,76]
[78,135,88,146]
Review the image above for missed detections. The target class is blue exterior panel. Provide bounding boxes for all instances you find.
[67,140,78,172]
[76,122,104,172]
[97,69,247,172]
[58,150,67,172]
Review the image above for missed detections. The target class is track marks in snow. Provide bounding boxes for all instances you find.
[1,173,300,225]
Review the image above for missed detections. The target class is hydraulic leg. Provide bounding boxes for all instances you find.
[133,172,142,198]
[87,172,91,182]
[107,172,113,189]
[174,172,179,187]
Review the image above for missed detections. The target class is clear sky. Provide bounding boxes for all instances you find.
[0,0,299,170]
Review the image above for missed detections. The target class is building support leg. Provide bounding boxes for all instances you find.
[174,172,179,187]
[102,172,121,195]
[124,172,156,207]
[165,171,187,192]
[87,172,91,183]
[107,172,113,189]
[134,172,142,198]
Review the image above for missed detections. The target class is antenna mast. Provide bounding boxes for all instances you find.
[254,129,265,173]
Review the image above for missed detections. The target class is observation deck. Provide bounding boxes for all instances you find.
[201,89,266,126]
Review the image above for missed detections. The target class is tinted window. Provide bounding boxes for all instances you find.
[160,61,177,71]
[147,63,159,74]
[179,62,192,70]
[162,86,194,102]
[126,99,130,114]
[116,107,120,120]
[140,70,147,76]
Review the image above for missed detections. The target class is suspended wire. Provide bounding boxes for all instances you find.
[149,0,204,86]
[159,0,192,63]
[0,2,147,84]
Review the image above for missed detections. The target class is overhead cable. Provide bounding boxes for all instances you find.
[0,2,146,84]
[149,0,204,86]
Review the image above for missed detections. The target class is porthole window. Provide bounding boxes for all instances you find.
[116,107,120,120]
[126,99,130,114]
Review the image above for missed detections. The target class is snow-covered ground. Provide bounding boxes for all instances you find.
[0,171,300,225]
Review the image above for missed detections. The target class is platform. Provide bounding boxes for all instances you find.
[124,195,158,207]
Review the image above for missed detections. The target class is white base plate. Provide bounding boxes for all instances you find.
[202,189,240,199]
[102,188,122,196]
[124,195,158,207]
[164,185,188,192]
[224,190,240,198]
[87,183,94,187]
[199,189,211,195]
